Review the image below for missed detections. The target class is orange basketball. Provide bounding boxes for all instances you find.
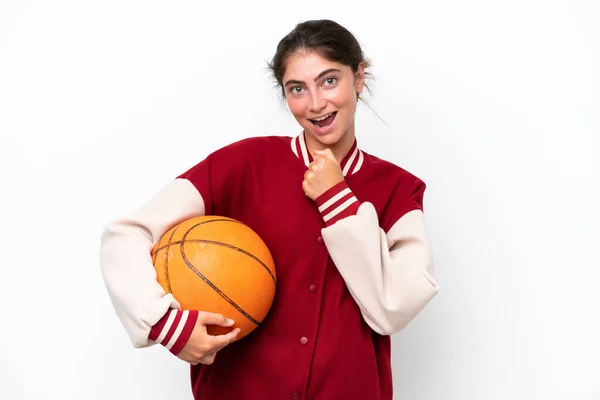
[151,215,276,340]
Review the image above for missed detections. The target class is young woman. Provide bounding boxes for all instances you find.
[100,19,439,400]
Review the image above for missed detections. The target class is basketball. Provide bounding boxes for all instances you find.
[150,215,277,340]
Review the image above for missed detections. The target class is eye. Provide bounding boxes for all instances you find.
[324,77,337,86]
[290,86,304,94]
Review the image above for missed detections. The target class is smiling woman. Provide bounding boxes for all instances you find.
[99,19,439,400]
[281,52,360,159]
[268,19,373,163]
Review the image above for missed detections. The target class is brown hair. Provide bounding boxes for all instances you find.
[267,19,373,102]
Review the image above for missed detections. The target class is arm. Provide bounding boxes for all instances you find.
[99,178,205,351]
[316,179,439,336]
[100,141,252,360]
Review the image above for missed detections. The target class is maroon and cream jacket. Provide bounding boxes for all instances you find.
[99,132,439,400]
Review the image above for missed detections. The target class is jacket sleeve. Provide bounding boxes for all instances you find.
[99,139,256,354]
[316,179,439,336]
[99,172,208,352]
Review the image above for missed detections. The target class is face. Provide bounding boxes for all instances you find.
[282,50,365,152]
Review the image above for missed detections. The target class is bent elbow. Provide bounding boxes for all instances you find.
[366,311,414,336]
[366,283,440,336]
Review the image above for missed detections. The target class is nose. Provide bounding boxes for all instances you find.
[308,91,326,113]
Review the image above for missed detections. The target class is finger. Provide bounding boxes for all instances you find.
[198,352,216,365]
[322,151,337,163]
[210,327,241,348]
[314,149,337,163]
[313,155,329,168]
[302,182,310,197]
[197,312,235,327]
[313,148,330,156]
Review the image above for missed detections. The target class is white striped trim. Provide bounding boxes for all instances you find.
[298,134,310,167]
[318,188,352,213]
[165,310,189,350]
[353,150,364,174]
[352,150,364,174]
[342,145,359,176]
[323,197,359,222]
[155,309,177,344]
[290,133,364,175]
[290,136,299,158]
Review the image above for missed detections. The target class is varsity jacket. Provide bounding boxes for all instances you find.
[99,132,439,400]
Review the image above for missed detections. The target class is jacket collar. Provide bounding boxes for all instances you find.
[290,132,364,176]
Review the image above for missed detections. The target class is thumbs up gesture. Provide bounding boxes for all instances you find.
[302,148,345,201]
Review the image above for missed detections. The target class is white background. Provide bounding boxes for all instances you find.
[1,0,598,399]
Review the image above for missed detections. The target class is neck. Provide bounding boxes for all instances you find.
[305,125,356,164]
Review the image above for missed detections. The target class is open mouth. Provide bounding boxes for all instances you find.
[309,112,337,129]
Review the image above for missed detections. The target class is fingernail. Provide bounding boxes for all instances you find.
[227,318,235,325]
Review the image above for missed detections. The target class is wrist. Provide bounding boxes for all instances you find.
[314,180,360,227]
[149,309,199,355]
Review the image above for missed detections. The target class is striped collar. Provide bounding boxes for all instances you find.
[290,132,364,176]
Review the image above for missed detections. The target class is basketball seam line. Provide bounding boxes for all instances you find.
[164,225,180,293]
[152,219,276,286]
[179,242,261,326]
[151,218,273,327]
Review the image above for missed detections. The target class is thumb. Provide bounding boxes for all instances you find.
[314,148,337,163]
[197,311,235,327]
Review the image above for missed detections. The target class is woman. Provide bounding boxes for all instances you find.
[100,19,439,400]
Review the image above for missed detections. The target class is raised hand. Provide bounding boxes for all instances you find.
[302,148,344,201]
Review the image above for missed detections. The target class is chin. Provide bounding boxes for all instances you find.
[308,130,341,147]
[304,123,347,145]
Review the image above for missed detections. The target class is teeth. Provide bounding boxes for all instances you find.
[312,112,333,122]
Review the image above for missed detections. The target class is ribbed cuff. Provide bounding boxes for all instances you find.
[315,181,361,227]
[149,309,198,356]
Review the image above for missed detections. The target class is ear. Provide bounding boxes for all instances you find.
[354,62,366,96]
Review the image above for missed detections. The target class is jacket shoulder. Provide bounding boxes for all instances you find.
[362,151,425,187]
[214,135,291,157]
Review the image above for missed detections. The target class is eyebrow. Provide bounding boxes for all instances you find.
[283,68,341,87]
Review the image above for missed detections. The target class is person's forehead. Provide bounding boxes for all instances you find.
[283,51,346,79]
